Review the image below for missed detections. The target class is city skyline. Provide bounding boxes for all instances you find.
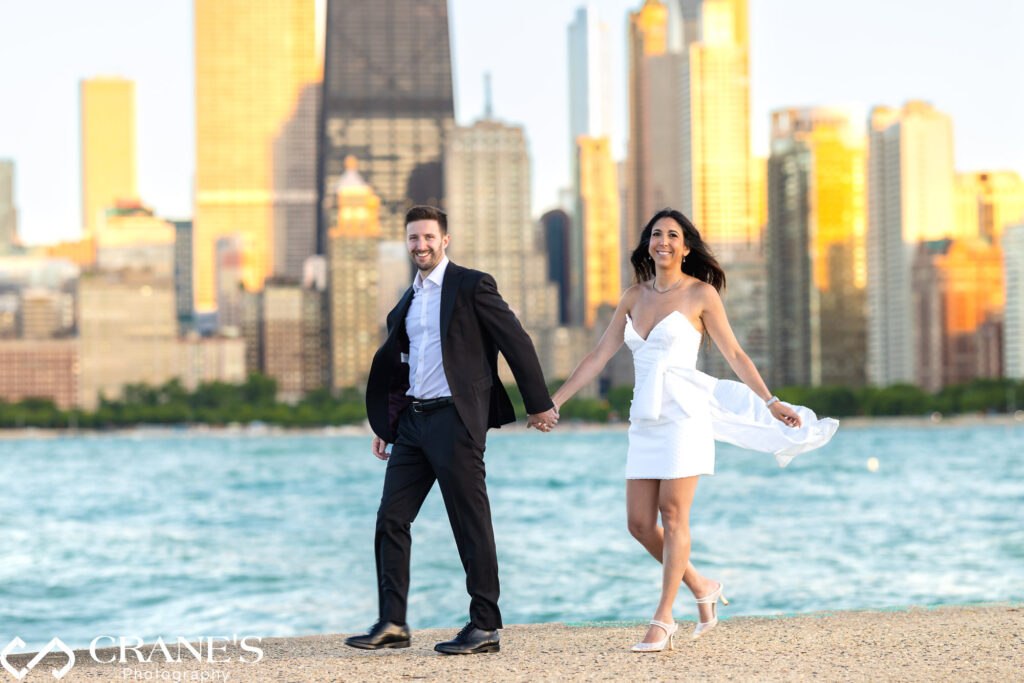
[1,0,1021,246]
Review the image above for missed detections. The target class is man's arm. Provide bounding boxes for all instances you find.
[473,273,554,415]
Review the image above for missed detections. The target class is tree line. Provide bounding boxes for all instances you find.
[1,374,1023,430]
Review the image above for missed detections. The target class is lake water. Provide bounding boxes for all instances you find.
[1,424,1022,650]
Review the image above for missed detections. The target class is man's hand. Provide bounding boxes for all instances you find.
[372,436,391,460]
[527,407,559,433]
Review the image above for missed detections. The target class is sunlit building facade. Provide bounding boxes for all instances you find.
[626,0,668,244]
[867,101,956,386]
[194,0,319,312]
[568,5,613,163]
[956,171,1024,244]
[328,158,382,390]
[318,0,454,245]
[80,77,137,243]
[577,136,622,329]
[569,4,614,327]
[912,239,1004,391]
[680,0,753,247]
[767,107,867,387]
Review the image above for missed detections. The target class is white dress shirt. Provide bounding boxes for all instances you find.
[404,255,452,399]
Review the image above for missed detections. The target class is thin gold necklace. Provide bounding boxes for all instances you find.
[651,276,684,294]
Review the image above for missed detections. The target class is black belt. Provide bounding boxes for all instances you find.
[410,396,454,413]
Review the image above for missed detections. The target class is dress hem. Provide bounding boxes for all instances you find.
[625,472,714,480]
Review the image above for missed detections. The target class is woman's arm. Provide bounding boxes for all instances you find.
[699,284,801,427]
[551,287,638,410]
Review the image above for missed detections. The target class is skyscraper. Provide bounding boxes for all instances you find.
[867,101,956,386]
[568,5,613,176]
[577,136,622,329]
[0,160,17,249]
[445,119,559,331]
[911,238,1004,391]
[767,107,867,387]
[955,171,1024,244]
[194,0,319,313]
[172,220,194,333]
[569,4,614,327]
[318,0,455,245]
[80,77,136,242]
[679,0,766,379]
[1004,223,1024,379]
[215,235,245,332]
[262,279,326,402]
[328,157,382,390]
[540,209,572,324]
[680,0,752,246]
[626,0,669,244]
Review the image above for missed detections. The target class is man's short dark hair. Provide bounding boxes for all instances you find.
[405,205,448,235]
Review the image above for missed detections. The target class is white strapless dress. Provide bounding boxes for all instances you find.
[624,311,839,479]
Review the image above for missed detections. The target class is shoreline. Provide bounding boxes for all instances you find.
[2,411,1024,441]
[8,602,1022,681]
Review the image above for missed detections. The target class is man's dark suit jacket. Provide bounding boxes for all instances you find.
[366,261,553,447]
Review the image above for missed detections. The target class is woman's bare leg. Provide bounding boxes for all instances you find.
[626,477,719,639]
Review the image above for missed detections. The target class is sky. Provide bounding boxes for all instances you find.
[1,0,1022,246]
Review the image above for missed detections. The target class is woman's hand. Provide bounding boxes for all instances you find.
[769,401,802,428]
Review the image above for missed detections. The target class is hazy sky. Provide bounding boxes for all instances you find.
[1,0,1021,246]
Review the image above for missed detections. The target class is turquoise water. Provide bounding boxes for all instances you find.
[1,425,1022,650]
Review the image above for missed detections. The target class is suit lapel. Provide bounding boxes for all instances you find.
[439,262,462,342]
[387,286,415,340]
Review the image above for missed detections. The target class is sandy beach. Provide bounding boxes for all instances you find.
[8,602,1021,682]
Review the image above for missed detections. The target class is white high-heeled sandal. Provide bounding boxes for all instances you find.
[693,582,729,639]
[631,619,678,652]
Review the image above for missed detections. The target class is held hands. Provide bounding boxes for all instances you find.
[527,406,559,433]
[372,435,391,460]
[769,401,802,428]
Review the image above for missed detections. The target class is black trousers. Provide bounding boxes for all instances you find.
[374,404,502,630]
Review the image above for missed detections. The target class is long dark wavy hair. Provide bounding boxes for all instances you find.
[630,208,726,293]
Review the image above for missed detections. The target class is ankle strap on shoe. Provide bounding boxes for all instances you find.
[649,619,675,630]
[695,585,723,603]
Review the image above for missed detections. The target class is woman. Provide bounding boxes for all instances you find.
[551,209,838,652]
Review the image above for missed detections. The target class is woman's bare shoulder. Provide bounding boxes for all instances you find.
[694,281,723,307]
[621,282,646,308]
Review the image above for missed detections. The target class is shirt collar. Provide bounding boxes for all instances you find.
[413,255,450,290]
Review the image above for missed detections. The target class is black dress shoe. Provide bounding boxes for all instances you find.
[434,621,500,655]
[344,621,411,650]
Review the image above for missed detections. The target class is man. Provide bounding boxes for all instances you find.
[346,205,559,655]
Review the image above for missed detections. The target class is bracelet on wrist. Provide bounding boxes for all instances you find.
[765,396,780,407]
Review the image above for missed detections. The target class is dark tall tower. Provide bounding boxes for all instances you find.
[541,209,572,325]
[317,0,456,249]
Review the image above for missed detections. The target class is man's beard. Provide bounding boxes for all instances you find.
[411,249,440,271]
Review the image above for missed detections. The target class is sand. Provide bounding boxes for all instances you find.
[8,602,1022,682]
